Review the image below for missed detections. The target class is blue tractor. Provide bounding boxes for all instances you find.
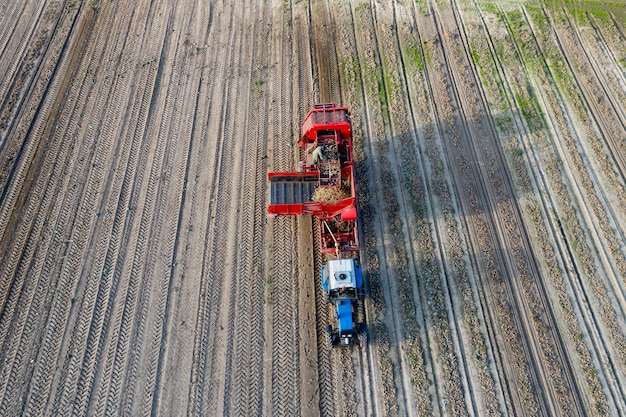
[321,258,367,348]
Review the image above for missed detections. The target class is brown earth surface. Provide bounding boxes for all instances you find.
[1,0,626,416]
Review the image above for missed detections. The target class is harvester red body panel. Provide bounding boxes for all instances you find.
[268,103,358,256]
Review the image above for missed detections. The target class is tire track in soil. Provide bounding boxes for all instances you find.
[382,1,490,416]
[492,4,620,413]
[223,0,270,415]
[585,15,626,139]
[573,16,626,259]
[92,4,183,415]
[127,2,206,414]
[25,1,134,410]
[186,4,235,414]
[294,5,314,117]
[485,15,606,413]
[549,13,626,346]
[546,9,626,271]
[577,14,626,130]
[267,2,302,414]
[116,2,204,414]
[204,3,263,416]
[0,3,82,299]
[167,2,218,414]
[331,3,398,416]
[268,216,298,417]
[403,2,508,415]
[548,14,626,411]
[312,2,364,415]
[292,2,335,416]
[0,0,28,64]
[318,1,391,414]
[522,5,626,297]
[61,3,168,415]
[186,3,250,415]
[343,1,426,416]
[311,219,336,417]
[47,1,146,412]
[44,0,160,413]
[0,3,85,369]
[152,3,219,414]
[0,8,103,415]
[443,3,587,414]
[0,0,52,140]
[466,3,611,414]
[310,0,341,103]
[77,3,175,415]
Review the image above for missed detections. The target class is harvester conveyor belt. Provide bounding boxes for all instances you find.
[269,176,317,205]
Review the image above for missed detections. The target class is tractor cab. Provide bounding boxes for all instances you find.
[324,259,359,299]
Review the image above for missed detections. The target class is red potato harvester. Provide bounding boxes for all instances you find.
[268,103,359,257]
[268,103,367,348]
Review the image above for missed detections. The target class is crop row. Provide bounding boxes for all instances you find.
[423,8,543,412]
[509,5,626,372]
[471,3,615,413]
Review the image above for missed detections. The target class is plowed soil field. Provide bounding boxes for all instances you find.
[1,0,626,415]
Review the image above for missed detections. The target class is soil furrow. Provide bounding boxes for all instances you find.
[350,1,422,415]
[517,5,626,381]
[2,1,626,416]
[502,5,625,413]
[424,4,544,416]
[445,3,587,416]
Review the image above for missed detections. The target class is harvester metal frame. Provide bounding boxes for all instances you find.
[268,103,359,257]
